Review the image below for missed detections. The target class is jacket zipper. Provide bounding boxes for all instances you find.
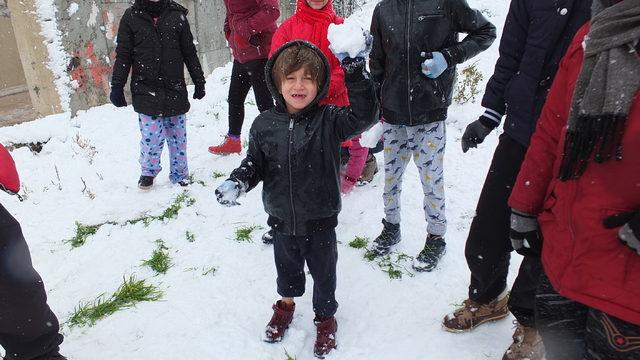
[288,118,297,235]
[406,0,413,125]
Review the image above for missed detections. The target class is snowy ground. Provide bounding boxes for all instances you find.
[0,1,523,359]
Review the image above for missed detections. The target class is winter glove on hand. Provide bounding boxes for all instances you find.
[461,119,494,153]
[110,86,127,107]
[604,211,640,255]
[510,209,542,257]
[248,33,263,47]
[341,57,366,76]
[421,52,448,79]
[215,180,241,207]
[193,83,206,100]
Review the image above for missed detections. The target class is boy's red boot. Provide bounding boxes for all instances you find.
[314,316,337,358]
[208,136,241,154]
[264,301,295,343]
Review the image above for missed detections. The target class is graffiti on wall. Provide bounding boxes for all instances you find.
[56,0,128,115]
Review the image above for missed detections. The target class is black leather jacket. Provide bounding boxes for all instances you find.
[228,41,378,235]
[369,0,495,125]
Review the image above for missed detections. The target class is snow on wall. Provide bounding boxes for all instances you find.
[34,0,72,113]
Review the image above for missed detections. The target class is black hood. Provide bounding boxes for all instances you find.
[264,40,330,117]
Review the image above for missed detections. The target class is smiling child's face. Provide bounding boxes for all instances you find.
[280,67,318,114]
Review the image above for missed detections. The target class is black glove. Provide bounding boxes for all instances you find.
[461,112,498,152]
[509,209,542,257]
[193,83,205,100]
[249,33,263,47]
[341,57,366,75]
[604,210,640,255]
[110,86,127,107]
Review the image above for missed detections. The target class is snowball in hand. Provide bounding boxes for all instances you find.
[328,18,367,59]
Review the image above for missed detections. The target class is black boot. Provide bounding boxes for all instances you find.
[370,219,401,256]
[412,234,446,272]
[138,175,154,190]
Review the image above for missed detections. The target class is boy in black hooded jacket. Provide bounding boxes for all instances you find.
[215,39,377,358]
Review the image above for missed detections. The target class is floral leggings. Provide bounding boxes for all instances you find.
[138,113,188,183]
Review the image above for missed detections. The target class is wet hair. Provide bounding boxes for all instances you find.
[271,44,326,92]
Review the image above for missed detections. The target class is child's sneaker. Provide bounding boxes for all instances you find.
[138,175,154,190]
[208,136,241,155]
[369,219,401,257]
[262,228,274,245]
[442,292,509,332]
[264,301,295,343]
[314,316,337,358]
[412,234,446,272]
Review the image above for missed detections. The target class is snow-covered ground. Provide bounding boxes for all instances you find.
[0,0,523,358]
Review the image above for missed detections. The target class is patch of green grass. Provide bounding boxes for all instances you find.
[284,349,297,360]
[128,191,196,226]
[186,174,206,187]
[362,250,414,279]
[364,249,378,261]
[68,275,163,327]
[143,249,172,275]
[64,222,102,248]
[349,236,369,249]
[185,230,196,243]
[233,224,263,242]
[212,170,226,179]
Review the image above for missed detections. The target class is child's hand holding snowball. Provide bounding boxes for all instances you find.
[328,19,373,74]
[215,179,242,206]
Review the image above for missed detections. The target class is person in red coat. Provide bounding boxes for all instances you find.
[508,1,640,358]
[270,0,374,194]
[0,144,67,360]
[208,0,280,155]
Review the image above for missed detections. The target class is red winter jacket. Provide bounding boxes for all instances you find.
[508,24,640,325]
[269,0,349,107]
[0,144,20,195]
[223,0,279,64]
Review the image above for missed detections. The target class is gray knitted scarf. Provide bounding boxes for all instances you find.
[559,0,640,180]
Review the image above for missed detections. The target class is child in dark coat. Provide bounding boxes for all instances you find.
[110,0,205,190]
[215,39,377,358]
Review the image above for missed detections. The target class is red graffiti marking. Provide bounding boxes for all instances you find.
[85,42,112,89]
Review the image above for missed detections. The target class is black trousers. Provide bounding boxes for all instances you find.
[227,59,274,136]
[536,272,640,360]
[273,228,338,319]
[464,133,542,326]
[0,204,63,360]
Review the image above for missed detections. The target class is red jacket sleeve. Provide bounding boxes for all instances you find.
[508,25,588,214]
[234,0,280,40]
[0,144,20,194]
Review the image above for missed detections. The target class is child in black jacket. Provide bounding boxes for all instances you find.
[215,40,377,358]
[110,0,205,190]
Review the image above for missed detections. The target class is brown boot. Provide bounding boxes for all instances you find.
[314,316,337,358]
[264,301,295,343]
[357,153,378,185]
[442,294,509,332]
[502,321,545,360]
